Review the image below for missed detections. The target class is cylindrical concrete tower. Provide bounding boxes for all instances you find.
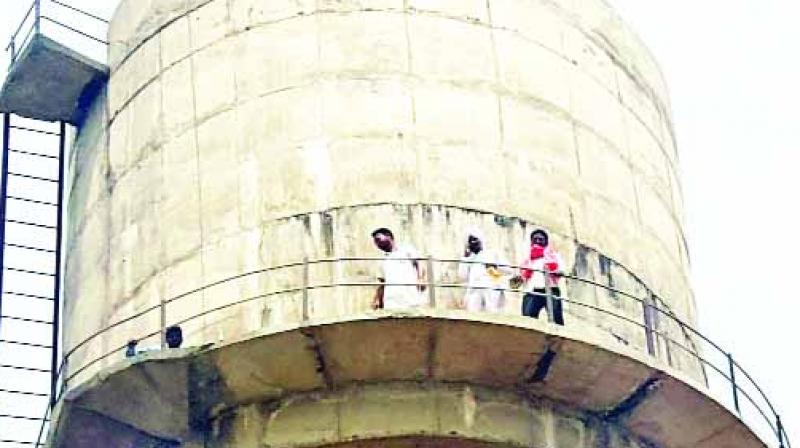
[51,0,761,447]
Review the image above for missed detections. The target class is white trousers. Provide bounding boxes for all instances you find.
[464,288,505,312]
[384,286,426,310]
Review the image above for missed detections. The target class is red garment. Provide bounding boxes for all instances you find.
[530,245,544,260]
[521,245,561,281]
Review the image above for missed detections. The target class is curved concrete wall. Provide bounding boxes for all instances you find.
[210,382,652,448]
[64,0,695,384]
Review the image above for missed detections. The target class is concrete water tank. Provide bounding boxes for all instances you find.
[52,0,755,447]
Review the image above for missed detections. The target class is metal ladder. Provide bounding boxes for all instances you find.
[0,112,65,447]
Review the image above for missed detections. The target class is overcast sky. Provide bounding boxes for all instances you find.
[0,0,797,445]
[609,0,800,442]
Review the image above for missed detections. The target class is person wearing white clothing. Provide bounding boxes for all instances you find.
[458,228,511,312]
[371,228,426,310]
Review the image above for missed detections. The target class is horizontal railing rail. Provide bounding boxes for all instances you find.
[31,256,790,448]
[5,0,108,67]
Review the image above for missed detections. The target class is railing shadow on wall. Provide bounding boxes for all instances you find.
[30,256,790,448]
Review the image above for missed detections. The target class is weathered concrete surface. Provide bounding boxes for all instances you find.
[64,0,701,392]
[210,383,610,448]
[63,349,193,440]
[50,405,178,447]
[48,313,765,448]
[625,376,765,448]
[0,35,107,124]
[61,203,705,390]
[320,439,558,448]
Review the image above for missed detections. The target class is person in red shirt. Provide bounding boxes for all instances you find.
[516,229,565,325]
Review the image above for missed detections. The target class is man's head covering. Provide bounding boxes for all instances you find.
[466,226,485,242]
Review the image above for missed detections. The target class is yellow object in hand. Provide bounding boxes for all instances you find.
[486,266,502,281]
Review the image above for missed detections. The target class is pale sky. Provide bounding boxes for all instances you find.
[0,0,797,446]
[609,0,800,443]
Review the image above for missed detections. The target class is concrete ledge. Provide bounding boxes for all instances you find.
[58,348,194,440]
[50,312,765,448]
[0,35,108,124]
[50,405,178,447]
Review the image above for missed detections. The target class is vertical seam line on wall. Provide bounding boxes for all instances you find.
[315,0,323,141]
[663,161,680,263]
[485,0,510,214]
[403,1,422,202]
[187,8,209,321]
[630,169,643,225]
[568,206,579,242]
[101,65,113,362]
[662,156,689,269]
[617,70,644,225]
[225,0,244,240]
[570,119,582,175]
[565,30,583,177]
[314,0,327,223]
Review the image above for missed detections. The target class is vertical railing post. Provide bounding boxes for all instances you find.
[302,257,309,321]
[0,114,10,338]
[426,256,435,308]
[544,271,555,323]
[8,40,15,66]
[642,294,655,356]
[777,414,785,448]
[34,0,42,34]
[50,121,66,407]
[728,352,740,414]
[159,295,167,349]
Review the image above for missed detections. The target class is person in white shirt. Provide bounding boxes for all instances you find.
[458,228,510,312]
[371,228,426,310]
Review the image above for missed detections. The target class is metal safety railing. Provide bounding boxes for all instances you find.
[29,256,791,448]
[5,0,108,68]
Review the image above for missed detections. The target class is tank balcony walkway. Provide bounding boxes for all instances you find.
[39,257,789,448]
[0,0,108,124]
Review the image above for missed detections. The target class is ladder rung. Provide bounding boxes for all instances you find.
[4,267,56,277]
[9,125,60,136]
[7,195,58,206]
[0,414,50,422]
[4,243,56,253]
[0,315,53,325]
[0,439,38,445]
[7,172,59,183]
[8,148,59,159]
[6,219,57,230]
[3,291,54,301]
[0,387,50,397]
[0,363,51,373]
[0,339,53,349]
